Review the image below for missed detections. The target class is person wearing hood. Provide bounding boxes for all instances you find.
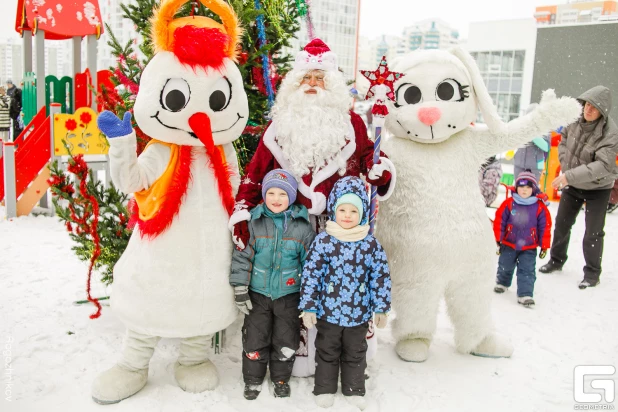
[230,169,316,400]
[540,86,618,289]
[299,176,391,410]
[493,171,552,307]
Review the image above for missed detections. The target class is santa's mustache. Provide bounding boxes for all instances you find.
[298,84,324,95]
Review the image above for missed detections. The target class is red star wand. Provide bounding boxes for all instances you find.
[359,56,404,234]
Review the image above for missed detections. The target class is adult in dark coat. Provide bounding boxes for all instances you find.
[540,86,618,289]
[6,80,23,139]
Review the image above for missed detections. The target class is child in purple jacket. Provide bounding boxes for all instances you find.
[493,170,552,307]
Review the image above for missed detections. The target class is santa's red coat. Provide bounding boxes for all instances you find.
[235,111,392,215]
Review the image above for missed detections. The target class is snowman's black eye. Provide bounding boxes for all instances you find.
[160,78,190,112]
[209,77,232,112]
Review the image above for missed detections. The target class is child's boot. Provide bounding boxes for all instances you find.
[517,296,535,307]
[494,284,507,293]
[244,384,262,400]
[273,380,290,398]
[345,395,367,410]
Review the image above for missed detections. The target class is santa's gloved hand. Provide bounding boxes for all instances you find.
[97,111,133,138]
[301,312,317,329]
[229,202,251,250]
[232,220,250,251]
[234,285,252,315]
[539,249,547,259]
[374,313,388,329]
[366,159,393,186]
[496,242,502,256]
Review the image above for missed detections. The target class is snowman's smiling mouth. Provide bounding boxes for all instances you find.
[151,111,244,136]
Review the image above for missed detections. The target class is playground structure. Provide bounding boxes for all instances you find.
[1,0,113,218]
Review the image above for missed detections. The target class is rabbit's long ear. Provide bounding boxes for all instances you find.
[449,47,506,134]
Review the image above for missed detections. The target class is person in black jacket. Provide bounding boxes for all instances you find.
[6,80,22,139]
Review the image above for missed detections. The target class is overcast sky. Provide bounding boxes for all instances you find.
[1,0,562,42]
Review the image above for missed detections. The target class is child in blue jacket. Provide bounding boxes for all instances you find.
[230,169,316,400]
[299,176,391,410]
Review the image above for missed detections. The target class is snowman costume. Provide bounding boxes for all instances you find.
[377,48,581,362]
[91,0,248,403]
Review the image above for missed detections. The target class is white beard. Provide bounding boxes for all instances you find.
[271,78,351,178]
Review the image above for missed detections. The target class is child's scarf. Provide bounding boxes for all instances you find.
[325,221,370,242]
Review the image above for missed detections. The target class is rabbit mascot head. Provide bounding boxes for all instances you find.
[385,47,509,143]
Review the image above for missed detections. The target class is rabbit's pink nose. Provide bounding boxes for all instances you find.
[418,107,441,126]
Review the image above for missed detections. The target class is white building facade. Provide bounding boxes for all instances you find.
[465,19,538,122]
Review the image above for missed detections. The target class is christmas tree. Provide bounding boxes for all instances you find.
[49,0,307,314]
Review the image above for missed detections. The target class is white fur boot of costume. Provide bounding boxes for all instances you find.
[379,47,581,362]
[315,394,335,408]
[174,335,218,392]
[92,330,160,404]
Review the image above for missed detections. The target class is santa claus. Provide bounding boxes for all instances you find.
[228,38,396,248]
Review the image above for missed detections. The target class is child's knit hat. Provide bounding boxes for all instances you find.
[334,193,364,224]
[515,170,538,190]
[262,169,298,204]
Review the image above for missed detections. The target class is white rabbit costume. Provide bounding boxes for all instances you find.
[91,0,248,403]
[377,48,581,362]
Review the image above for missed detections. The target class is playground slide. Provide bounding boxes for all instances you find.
[0,106,53,216]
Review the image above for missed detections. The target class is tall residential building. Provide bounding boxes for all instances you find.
[290,0,361,81]
[0,38,23,85]
[401,19,460,52]
[466,19,538,122]
[534,0,618,25]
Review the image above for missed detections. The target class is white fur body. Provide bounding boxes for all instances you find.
[378,48,582,356]
[109,136,240,338]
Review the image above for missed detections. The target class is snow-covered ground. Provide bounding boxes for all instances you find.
[1,203,617,412]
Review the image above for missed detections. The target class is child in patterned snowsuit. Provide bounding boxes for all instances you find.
[230,169,316,400]
[299,176,391,410]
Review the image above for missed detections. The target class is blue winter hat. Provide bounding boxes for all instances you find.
[262,169,298,204]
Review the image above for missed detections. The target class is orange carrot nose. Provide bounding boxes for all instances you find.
[188,112,213,147]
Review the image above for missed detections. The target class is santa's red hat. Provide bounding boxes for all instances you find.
[293,38,338,72]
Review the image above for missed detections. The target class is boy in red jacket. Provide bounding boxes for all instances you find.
[493,170,552,307]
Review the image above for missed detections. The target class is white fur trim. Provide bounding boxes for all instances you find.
[263,122,356,213]
[368,159,389,180]
[294,50,337,73]
[228,208,251,232]
[375,157,397,201]
[306,191,327,215]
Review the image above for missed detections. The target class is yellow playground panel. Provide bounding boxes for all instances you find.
[53,107,110,156]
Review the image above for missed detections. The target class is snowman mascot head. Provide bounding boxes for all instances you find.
[135,0,248,149]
